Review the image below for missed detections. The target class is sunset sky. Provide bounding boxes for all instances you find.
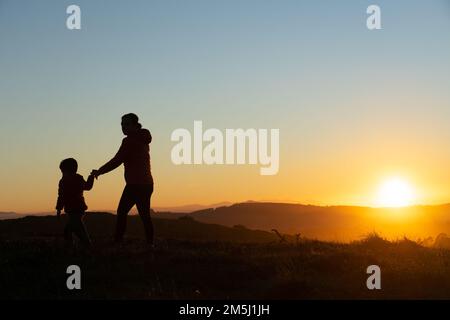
[1,0,449,213]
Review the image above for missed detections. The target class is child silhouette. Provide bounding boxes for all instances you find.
[56,158,95,248]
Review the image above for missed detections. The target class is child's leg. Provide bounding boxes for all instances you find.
[72,213,91,247]
[64,215,74,246]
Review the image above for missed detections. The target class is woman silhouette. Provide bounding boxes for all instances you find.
[92,113,154,245]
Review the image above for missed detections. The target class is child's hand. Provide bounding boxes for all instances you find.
[91,169,100,179]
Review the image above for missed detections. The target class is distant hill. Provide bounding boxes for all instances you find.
[4,202,450,242]
[0,212,22,220]
[153,201,232,213]
[0,212,278,243]
[184,202,450,241]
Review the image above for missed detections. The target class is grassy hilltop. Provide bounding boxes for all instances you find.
[1,213,450,299]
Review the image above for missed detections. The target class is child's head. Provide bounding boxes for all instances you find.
[59,158,78,175]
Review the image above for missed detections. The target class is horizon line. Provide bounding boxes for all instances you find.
[3,200,450,215]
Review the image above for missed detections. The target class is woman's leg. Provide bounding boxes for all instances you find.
[115,185,136,242]
[135,184,154,244]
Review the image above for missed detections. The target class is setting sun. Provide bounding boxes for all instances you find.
[376,177,415,208]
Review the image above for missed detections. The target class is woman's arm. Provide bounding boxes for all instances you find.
[94,140,126,177]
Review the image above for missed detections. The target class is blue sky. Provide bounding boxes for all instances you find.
[1,0,449,212]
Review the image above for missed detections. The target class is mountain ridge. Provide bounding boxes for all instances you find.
[3,202,450,241]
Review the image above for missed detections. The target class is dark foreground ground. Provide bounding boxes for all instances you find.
[1,213,450,299]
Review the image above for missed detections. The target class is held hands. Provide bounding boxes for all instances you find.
[90,169,100,179]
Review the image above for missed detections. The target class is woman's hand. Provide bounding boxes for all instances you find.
[91,169,100,179]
